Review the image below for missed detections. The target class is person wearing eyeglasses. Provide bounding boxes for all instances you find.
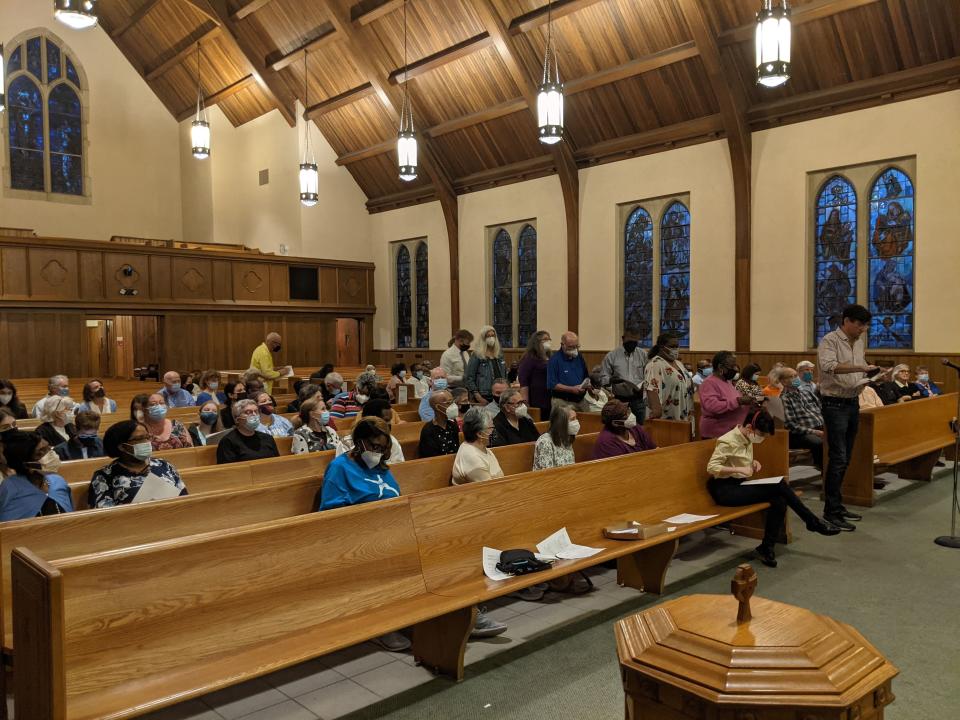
[489,388,539,447]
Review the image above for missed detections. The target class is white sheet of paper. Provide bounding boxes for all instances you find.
[131,474,182,504]
[740,475,784,486]
[663,513,719,524]
[482,547,512,581]
[536,527,603,560]
[282,366,295,378]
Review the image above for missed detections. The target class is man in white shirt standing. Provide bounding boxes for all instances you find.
[441,329,474,388]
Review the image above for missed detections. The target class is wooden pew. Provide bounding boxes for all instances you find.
[830,393,958,507]
[10,432,788,719]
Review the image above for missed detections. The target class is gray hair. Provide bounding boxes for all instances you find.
[47,374,68,391]
[767,367,783,383]
[462,407,490,442]
[39,395,74,422]
[232,398,258,419]
[324,372,344,388]
[355,371,378,394]
[241,369,266,385]
[499,388,521,407]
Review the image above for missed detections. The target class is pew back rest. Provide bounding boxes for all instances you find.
[862,392,957,461]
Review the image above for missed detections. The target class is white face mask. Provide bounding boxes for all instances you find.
[243,415,261,431]
[568,419,581,436]
[35,450,62,474]
[565,348,579,357]
[515,404,529,419]
[399,370,406,378]
[360,444,383,469]
[355,393,369,405]
[485,336,496,348]
[0,393,12,405]
[623,413,638,429]
[445,404,459,421]
[135,410,145,422]
[749,433,765,445]
[542,341,553,351]
[129,441,152,460]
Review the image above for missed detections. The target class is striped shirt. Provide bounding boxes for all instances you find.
[817,328,866,398]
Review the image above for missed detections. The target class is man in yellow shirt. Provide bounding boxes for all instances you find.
[250,332,291,395]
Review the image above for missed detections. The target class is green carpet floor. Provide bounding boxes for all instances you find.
[345,471,960,720]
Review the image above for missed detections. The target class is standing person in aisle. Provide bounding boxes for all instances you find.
[600,327,648,423]
[250,332,292,395]
[441,329,474,388]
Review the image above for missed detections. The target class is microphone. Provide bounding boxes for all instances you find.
[941,358,960,372]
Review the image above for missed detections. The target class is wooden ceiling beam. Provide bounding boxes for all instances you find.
[144,23,220,80]
[679,0,752,352]
[110,0,164,40]
[336,140,395,166]
[179,0,222,24]
[268,22,338,72]
[573,115,725,163]
[508,0,605,35]
[304,83,376,119]
[351,0,404,26]
[566,42,699,95]
[366,185,438,213]
[175,74,256,121]
[231,0,275,21]
[747,57,960,125]
[426,97,527,137]
[719,0,882,45]
[454,155,555,193]
[389,33,493,85]
[205,0,297,126]
[475,0,581,332]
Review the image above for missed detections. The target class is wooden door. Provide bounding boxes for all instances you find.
[336,318,360,367]
[114,316,136,379]
[83,320,113,378]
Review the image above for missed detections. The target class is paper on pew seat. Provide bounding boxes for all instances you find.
[536,527,602,560]
[131,474,183,504]
[663,513,719,524]
[740,476,784,486]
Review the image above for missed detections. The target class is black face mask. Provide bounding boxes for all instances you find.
[458,403,470,414]
[95,388,106,398]
[458,343,470,352]
[723,367,738,381]
[272,345,281,353]
[623,341,639,354]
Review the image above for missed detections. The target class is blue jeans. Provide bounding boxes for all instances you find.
[821,396,860,516]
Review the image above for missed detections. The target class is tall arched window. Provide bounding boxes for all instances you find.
[4,31,87,198]
[415,242,429,349]
[396,245,412,348]
[517,225,537,348]
[623,207,654,345]
[868,167,914,348]
[813,175,857,345]
[660,201,691,347]
[492,229,514,347]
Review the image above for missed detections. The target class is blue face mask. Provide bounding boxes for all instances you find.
[701,367,713,377]
[59,387,70,397]
[791,378,803,388]
[801,371,814,383]
[433,378,449,391]
[200,411,219,425]
[148,405,167,420]
[169,383,181,393]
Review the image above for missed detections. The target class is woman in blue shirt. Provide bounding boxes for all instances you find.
[195,369,228,406]
[0,430,73,521]
[316,417,399,511]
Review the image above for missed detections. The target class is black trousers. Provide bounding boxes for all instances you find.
[707,477,818,548]
[789,431,824,471]
[821,396,860,516]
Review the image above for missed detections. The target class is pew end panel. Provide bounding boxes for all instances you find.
[616,539,679,594]
[411,605,477,681]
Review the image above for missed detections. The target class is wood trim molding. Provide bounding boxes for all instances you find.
[508,0,605,35]
[565,42,699,95]
[231,0,276,21]
[388,33,493,85]
[268,23,338,72]
[351,0,404,26]
[573,115,724,163]
[365,186,438,213]
[304,83,376,119]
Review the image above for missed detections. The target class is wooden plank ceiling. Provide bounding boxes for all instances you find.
[101,0,960,211]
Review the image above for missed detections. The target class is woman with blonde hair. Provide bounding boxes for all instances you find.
[464,325,507,405]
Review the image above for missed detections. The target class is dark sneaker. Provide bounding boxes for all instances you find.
[806,518,842,536]
[824,515,856,531]
[755,544,777,568]
[374,631,411,652]
[839,509,863,521]
[471,609,507,639]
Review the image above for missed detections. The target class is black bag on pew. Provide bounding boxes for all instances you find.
[496,549,552,576]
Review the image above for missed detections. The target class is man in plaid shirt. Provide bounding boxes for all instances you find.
[779,366,824,472]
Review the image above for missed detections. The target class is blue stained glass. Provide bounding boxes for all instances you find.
[50,154,83,195]
[8,76,45,193]
[47,40,61,83]
[517,225,537,348]
[660,201,691,347]
[26,37,42,80]
[868,168,914,349]
[415,242,429,348]
[8,45,22,74]
[396,246,412,348]
[623,206,654,345]
[66,57,80,88]
[492,229,513,348]
[813,175,857,345]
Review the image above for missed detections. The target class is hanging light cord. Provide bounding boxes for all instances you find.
[401,0,412,131]
[195,42,205,117]
[542,0,555,84]
[303,49,311,156]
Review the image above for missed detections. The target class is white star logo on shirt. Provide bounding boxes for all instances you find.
[362,474,399,499]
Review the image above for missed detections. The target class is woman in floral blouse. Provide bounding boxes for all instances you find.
[142,393,193,451]
[533,405,579,470]
[643,332,694,421]
[735,363,766,404]
[89,420,187,508]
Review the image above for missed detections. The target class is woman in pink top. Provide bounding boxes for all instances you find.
[699,352,761,439]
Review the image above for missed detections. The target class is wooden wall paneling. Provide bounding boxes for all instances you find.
[161,313,212,373]
[172,257,215,301]
[0,248,29,298]
[114,315,136,379]
[320,267,338,305]
[78,252,105,300]
[366,268,375,308]
[231,262,272,302]
[104,253,151,301]
[336,268,368,307]
[131,315,161,371]
[149,255,174,300]
[269,264,289,302]
[212,259,233,300]
[27,249,79,300]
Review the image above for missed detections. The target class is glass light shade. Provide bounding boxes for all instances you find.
[299,163,319,207]
[537,82,564,145]
[397,131,418,182]
[755,3,791,88]
[54,0,99,29]
[191,119,211,160]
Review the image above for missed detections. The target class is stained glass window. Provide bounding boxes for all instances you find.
[5,32,85,197]
[868,168,914,349]
[660,201,691,347]
[396,245,412,348]
[517,225,537,348]
[623,207,654,345]
[492,229,513,348]
[415,242,429,348]
[813,175,857,345]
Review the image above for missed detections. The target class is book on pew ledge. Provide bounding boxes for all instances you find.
[663,513,719,524]
[536,527,603,560]
[603,521,672,540]
[131,474,183,504]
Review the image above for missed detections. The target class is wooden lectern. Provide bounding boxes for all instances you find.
[615,564,898,719]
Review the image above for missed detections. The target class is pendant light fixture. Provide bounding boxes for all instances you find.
[54,0,99,30]
[537,0,563,145]
[755,0,791,88]
[191,43,211,160]
[397,0,418,182]
[299,50,319,207]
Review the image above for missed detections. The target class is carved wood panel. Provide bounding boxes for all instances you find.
[28,249,78,300]
[104,253,150,301]
[172,258,214,300]
[337,268,367,306]
[231,262,271,302]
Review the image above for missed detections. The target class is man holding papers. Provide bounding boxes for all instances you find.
[705,409,840,568]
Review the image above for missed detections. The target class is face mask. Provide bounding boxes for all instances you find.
[515,404,529,419]
[458,403,470,414]
[565,348,579,358]
[623,341,638,354]
[485,337,496,348]
[259,405,275,416]
[700,367,713,377]
[135,410,145,422]
[751,374,760,383]
[59,387,70,397]
[95,388,106,398]
[309,410,331,427]
[0,393,11,405]
[77,431,98,439]
[208,382,219,391]
[272,345,282,353]
[459,343,471,352]
[200,411,219,425]
[749,433,765,445]
[801,371,814,383]
[433,379,448,391]
[445,404,459,421]
[665,348,679,361]
[568,419,581,436]
[918,374,929,383]
[30,450,62,474]
[355,393,369,405]
[623,413,638,429]
[126,441,152,460]
[168,383,181,393]
[147,405,167,421]
[723,368,737,381]
[243,415,261,431]
[542,340,553,351]
[790,378,803,388]
[415,371,424,380]
[360,444,383,469]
